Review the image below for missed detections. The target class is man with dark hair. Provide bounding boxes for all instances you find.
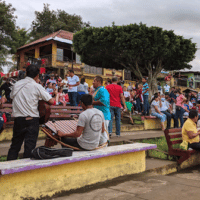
[67,70,80,106]
[182,110,200,151]
[7,64,55,161]
[58,94,105,150]
[0,78,12,102]
[106,77,127,137]
[17,66,26,80]
[93,76,111,133]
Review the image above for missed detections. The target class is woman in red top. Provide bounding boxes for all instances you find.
[136,84,143,114]
[173,88,186,127]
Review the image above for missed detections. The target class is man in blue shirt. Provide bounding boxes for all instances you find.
[142,77,149,116]
[93,76,111,133]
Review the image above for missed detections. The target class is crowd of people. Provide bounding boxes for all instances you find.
[4,65,200,160]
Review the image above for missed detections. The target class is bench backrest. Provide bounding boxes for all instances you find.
[0,103,83,121]
[164,128,182,152]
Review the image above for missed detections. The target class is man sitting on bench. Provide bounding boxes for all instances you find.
[182,110,200,151]
[57,94,106,150]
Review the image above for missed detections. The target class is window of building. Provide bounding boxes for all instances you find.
[84,65,103,75]
[57,46,76,62]
[176,78,187,87]
[195,82,200,89]
[57,48,63,61]
[124,70,131,80]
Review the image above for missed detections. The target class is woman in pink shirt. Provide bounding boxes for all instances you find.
[173,89,186,127]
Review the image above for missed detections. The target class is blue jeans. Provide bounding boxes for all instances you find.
[108,107,121,135]
[77,91,85,105]
[175,107,185,128]
[142,95,149,115]
[136,98,141,112]
[161,111,178,129]
[68,92,78,106]
[151,112,166,122]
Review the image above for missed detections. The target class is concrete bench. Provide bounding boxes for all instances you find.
[144,115,187,130]
[0,143,156,200]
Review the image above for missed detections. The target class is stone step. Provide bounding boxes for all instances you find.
[112,124,144,132]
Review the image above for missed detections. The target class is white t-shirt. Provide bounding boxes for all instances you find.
[77,108,104,150]
[164,85,170,93]
[11,77,52,117]
[68,75,80,92]
[123,91,130,98]
[61,79,68,90]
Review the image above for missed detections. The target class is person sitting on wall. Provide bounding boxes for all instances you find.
[57,94,106,150]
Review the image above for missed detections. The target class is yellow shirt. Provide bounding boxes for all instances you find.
[182,118,199,144]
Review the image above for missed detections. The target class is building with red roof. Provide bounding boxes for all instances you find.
[16,30,133,86]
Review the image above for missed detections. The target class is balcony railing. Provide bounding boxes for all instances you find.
[18,54,75,69]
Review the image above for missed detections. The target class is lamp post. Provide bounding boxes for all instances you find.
[71,46,74,70]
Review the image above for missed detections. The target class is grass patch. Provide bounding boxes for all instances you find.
[136,136,179,161]
[0,156,7,162]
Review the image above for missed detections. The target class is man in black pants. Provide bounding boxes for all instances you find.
[7,65,55,161]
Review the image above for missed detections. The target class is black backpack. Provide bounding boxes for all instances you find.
[31,146,73,159]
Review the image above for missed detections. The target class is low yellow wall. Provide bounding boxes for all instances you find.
[0,151,145,200]
[144,118,179,130]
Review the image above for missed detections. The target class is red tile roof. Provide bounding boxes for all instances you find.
[18,30,74,50]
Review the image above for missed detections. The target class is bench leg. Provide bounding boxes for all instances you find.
[177,154,190,165]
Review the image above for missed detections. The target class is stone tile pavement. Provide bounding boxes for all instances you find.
[52,165,200,200]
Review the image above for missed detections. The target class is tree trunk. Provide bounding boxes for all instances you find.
[147,64,161,99]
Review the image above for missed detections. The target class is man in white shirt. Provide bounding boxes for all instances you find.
[160,94,178,129]
[67,70,80,106]
[7,64,55,161]
[58,94,106,150]
[164,83,170,93]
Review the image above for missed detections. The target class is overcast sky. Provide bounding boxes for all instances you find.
[4,0,200,72]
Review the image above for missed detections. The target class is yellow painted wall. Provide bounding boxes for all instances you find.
[35,47,40,59]
[144,118,180,130]
[52,42,57,67]
[0,151,145,200]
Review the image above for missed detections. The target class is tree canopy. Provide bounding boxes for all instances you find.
[0,0,17,70]
[30,4,90,40]
[0,1,30,72]
[73,23,197,95]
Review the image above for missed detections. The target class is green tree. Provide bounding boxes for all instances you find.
[30,4,90,40]
[10,28,30,54]
[0,0,16,70]
[73,23,197,96]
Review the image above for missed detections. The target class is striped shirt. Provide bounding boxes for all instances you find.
[142,83,149,96]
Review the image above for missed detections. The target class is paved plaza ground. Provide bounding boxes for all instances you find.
[52,165,200,200]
